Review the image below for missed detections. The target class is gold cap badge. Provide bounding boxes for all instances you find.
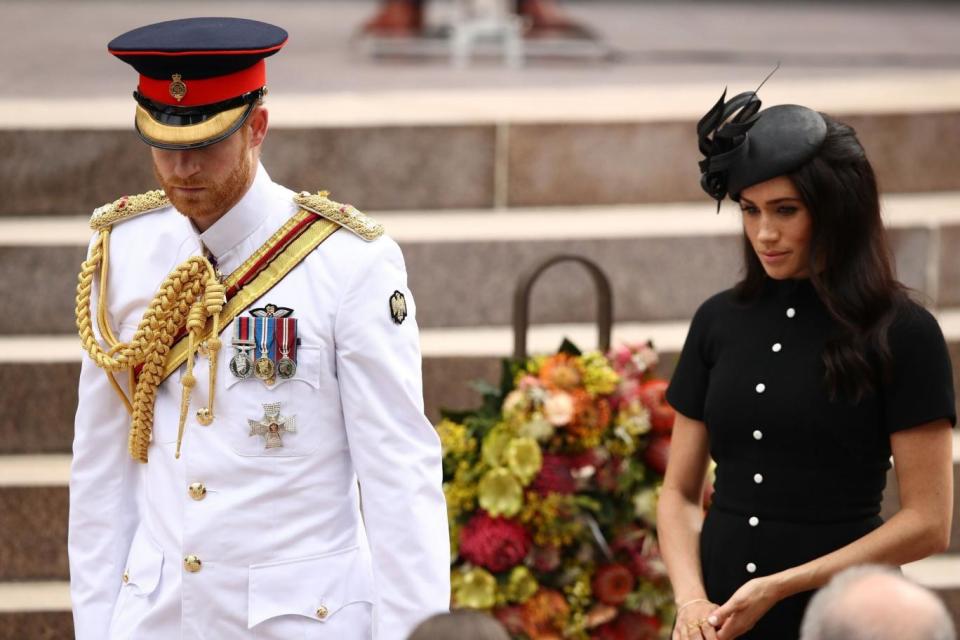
[169,74,187,102]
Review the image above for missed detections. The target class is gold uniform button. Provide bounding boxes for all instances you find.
[196,408,213,426]
[188,482,207,500]
[184,555,202,573]
[316,605,329,620]
[122,570,130,584]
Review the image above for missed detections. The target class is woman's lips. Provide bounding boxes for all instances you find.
[760,251,789,264]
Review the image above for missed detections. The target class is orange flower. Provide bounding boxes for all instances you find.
[520,588,570,639]
[564,389,612,448]
[538,354,583,391]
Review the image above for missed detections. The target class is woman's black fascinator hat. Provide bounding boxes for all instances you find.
[697,69,828,209]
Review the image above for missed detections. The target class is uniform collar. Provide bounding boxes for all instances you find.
[199,162,274,262]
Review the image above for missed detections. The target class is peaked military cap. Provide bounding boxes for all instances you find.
[109,17,288,150]
[697,89,827,205]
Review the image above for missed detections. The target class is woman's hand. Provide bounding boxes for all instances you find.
[709,576,781,639]
[673,600,720,640]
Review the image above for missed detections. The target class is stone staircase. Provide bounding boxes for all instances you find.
[2,78,960,638]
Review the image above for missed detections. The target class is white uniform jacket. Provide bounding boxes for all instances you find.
[69,165,450,640]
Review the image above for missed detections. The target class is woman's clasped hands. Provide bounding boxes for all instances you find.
[673,598,719,640]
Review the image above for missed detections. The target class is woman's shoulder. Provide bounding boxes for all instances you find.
[884,294,948,359]
[692,287,741,321]
[890,294,942,338]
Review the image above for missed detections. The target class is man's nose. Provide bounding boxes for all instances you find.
[172,152,200,180]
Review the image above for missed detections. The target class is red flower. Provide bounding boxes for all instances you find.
[617,612,662,640]
[459,512,531,573]
[592,563,635,606]
[643,435,671,476]
[592,612,661,640]
[531,454,576,495]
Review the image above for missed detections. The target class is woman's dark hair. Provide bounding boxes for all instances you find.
[734,114,904,402]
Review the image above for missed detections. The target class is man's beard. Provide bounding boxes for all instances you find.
[154,151,253,222]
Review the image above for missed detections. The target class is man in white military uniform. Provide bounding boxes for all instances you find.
[69,17,450,640]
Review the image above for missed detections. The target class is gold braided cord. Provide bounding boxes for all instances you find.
[93,228,134,414]
[75,211,338,462]
[76,230,222,462]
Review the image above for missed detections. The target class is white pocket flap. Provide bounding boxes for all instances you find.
[122,527,164,597]
[248,545,374,629]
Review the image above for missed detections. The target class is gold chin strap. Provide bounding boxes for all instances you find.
[75,228,225,462]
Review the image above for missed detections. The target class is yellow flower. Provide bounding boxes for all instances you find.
[443,474,477,520]
[520,492,582,547]
[505,437,543,485]
[436,419,477,458]
[581,351,620,396]
[617,399,651,436]
[482,424,513,467]
[519,415,555,442]
[502,390,530,418]
[454,567,497,609]
[478,467,524,517]
[505,565,540,604]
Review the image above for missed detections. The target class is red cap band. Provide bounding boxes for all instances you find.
[138,60,266,107]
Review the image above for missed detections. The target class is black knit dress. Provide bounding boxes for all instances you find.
[666,277,955,639]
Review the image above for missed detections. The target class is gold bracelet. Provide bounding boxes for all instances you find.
[676,598,711,614]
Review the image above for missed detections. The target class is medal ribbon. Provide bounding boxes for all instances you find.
[254,317,276,362]
[276,318,297,361]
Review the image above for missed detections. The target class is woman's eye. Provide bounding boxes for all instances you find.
[740,206,759,215]
[778,206,798,215]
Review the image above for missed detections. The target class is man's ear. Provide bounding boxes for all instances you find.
[248,106,269,148]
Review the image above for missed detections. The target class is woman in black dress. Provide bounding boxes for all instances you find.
[657,89,956,640]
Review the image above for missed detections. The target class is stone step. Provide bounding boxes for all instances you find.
[3,192,959,334]
[0,582,72,640]
[2,79,960,215]
[1,558,958,639]
[1,439,957,582]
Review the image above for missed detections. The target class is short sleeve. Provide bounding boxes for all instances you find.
[666,298,716,422]
[882,302,956,433]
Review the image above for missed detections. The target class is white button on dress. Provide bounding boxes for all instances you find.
[753,430,763,441]
[746,562,757,573]
[755,383,766,393]
[786,308,796,318]
[749,516,760,527]
[754,473,764,484]
[772,343,782,352]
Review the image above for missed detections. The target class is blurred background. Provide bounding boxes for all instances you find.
[1,0,959,637]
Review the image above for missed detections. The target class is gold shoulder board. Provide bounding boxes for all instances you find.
[294,191,384,242]
[90,190,170,230]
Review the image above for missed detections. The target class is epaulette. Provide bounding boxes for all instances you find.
[294,191,384,242]
[89,190,170,231]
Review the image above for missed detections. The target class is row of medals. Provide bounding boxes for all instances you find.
[229,341,296,381]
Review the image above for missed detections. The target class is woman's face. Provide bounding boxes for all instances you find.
[739,175,813,280]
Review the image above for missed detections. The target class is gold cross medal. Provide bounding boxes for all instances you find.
[249,402,296,449]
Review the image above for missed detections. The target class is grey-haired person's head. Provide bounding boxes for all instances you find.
[800,565,956,640]
[407,610,510,640]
